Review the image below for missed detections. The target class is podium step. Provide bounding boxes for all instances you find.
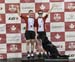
[21,57,69,62]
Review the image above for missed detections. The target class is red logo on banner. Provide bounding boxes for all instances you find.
[51,32,65,41]
[7,44,21,53]
[35,3,49,12]
[0,34,6,43]
[6,24,21,33]
[50,12,64,22]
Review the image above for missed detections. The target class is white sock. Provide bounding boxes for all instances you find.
[36,52,39,55]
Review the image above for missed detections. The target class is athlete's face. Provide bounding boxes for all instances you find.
[38,11,43,17]
[29,11,34,18]
[38,13,43,17]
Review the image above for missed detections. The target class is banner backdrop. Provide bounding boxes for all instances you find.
[0,0,75,59]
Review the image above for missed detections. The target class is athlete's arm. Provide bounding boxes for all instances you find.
[34,19,38,39]
[16,6,21,16]
[43,8,51,21]
[16,6,28,20]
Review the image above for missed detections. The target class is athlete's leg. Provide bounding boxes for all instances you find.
[36,32,45,52]
[31,39,35,53]
[29,31,36,57]
[25,31,31,58]
[36,39,45,53]
[26,40,30,53]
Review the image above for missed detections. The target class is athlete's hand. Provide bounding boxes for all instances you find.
[47,5,54,14]
[16,5,19,11]
[16,5,21,16]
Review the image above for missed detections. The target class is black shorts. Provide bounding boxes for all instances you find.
[25,31,35,40]
[37,32,46,40]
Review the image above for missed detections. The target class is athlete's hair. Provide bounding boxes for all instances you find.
[29,10,33,13]
[38,10,43,14]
